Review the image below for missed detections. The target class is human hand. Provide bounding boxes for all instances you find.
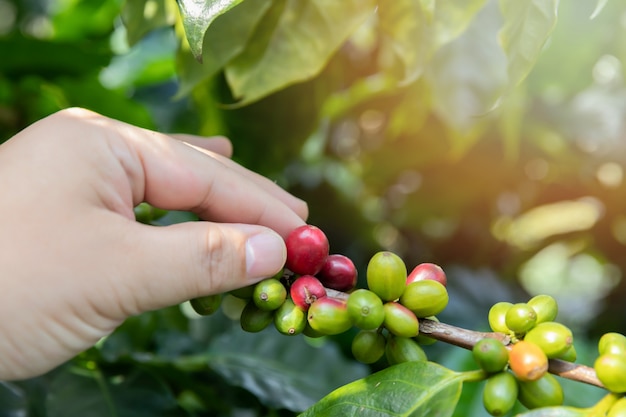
[0,108,307,380]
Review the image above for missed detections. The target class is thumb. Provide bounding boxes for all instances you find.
[118,221,286,315]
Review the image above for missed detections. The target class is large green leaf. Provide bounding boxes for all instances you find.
[427,0,508,135]
[377,0,434,84]
[121,0,178,46]
[205,328,369,412]
[224,0,377,105]
[377,0,488,85]
[176,0,246,61]
[498,0,560,87]
[175,0,271,97]
[299,361,466,417]
[432,0,488,47]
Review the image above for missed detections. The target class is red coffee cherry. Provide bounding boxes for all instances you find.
[290,275,327,311]
[316,254,358,292]
[406,262,447,287]
[285,225,329,275]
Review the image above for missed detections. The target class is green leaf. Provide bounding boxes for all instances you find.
[432,0,488,47]
[427,1,507,135]
[45,367,179,417]
[121,0,178,46]
[498,0,560,87]
[300,361,465,417]
[205,328,369,412]
[0,382,27,417]
[224,0,377,105]
[377,0,488,84]
[176,0,246,61]
[100,28,177,90]
[377,0,435,84]
[175,0,271,97]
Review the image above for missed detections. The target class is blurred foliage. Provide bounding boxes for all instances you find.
[2,0,626,415]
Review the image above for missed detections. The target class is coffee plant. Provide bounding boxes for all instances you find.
[186,223,626,417]
[2,0,626,416]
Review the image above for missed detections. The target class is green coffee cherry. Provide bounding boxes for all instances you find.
[220,294,247,321]
[523,321,573,359]
[517,373,564,409]
[482,372,518,417]
[229,284,256,300]
[472,338,509,374]
[594,353,626,393]
[608,396,626,417]
[189,293,222,316]
[351,330,386,364]
[527,294,558,324]
[240,301,274,333]
[399,280,448,318]
[252,278,287,311]
[307,297,352,335]
[347,289,385,330]
[274,299,306,336]
[385,335,427,365]
[599,332,626,356]
[488,302,513,333]
[383,302,419,338]
[505,303,537,334]
[302,322,325,338]
[366,251,407,302]
[134,202,168,224]
[557,344,577,362]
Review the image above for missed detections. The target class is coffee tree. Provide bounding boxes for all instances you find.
[2,0,626,416]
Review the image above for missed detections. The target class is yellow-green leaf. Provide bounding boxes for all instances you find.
[498,0,560,87]
[224,0,376,105]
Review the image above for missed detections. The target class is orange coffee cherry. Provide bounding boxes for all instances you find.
[508,341,548,382]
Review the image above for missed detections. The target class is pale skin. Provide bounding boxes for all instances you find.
[0,108,308,380]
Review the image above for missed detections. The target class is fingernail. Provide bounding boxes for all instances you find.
[245,231,286,281]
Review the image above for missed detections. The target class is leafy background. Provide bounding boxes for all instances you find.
[1,0,625,415]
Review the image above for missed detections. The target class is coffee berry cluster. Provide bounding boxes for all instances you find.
[477,297,626,416]
[188,224,449,367]
[474,295,572,415]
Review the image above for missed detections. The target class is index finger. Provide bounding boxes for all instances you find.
[75,109,308,237]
